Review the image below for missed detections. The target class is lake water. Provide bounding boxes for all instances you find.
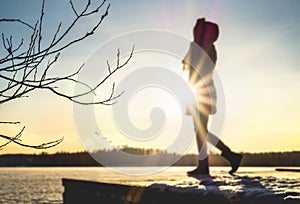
[0,166,299,203]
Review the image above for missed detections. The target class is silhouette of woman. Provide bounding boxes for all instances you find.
[182,18,242,175]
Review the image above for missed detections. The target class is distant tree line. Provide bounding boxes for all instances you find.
[0,147,299,167]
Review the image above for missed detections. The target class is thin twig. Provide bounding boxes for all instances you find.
[38,0,45,52]
[0,121,20,124]
[69,0,79,17]
[0,19,35,30]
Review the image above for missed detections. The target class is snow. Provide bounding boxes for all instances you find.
[148,173,300,201]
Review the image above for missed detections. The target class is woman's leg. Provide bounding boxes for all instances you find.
[206,132,231,153]
[187,112,210,175]
[205,118,243,174]
[194,114,209,161]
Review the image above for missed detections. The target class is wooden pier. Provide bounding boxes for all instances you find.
[62,178,226,204]
[62,178,298,204]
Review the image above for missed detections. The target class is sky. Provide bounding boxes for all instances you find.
[0,0,300,154]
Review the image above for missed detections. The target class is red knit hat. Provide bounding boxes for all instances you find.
[193,18,219,46]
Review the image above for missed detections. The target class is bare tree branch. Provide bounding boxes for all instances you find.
[0,131,64,150]
[0,121,20,124]
[38,0,45,52]
[0,0,133,149]
[0,19,34,30]
[69,0,79,17]
[0,126,24,149]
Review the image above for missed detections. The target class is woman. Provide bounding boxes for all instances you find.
[182,18,242,175]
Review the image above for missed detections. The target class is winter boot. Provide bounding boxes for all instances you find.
[221,151,243,174]
[215,140,242,174]
[187,157,209,176]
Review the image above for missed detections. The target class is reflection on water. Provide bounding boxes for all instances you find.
[0,167,298,203]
